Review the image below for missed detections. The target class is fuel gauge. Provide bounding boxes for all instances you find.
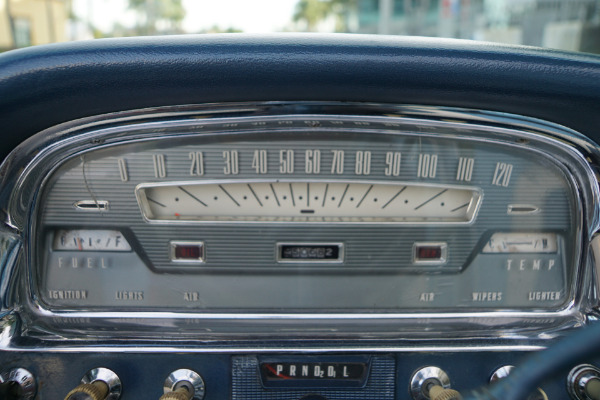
[52,229,131,252]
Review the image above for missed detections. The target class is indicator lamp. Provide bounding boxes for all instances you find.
[170,241,205,263]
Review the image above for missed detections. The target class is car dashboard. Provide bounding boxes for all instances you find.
[1,34,600,400]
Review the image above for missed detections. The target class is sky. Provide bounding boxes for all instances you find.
[73,0,299,34]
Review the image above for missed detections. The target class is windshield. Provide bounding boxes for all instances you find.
[1,0,599,53]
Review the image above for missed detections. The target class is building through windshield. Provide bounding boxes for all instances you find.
[1,0,600,53]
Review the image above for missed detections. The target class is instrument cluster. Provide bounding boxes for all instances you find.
[7,102,590,340]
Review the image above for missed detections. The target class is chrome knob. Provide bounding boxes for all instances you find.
[490,365,547,400]
[489,365,515,383]
[159,387,193,400]
[64,368,121,400]
[0,368,37,400]
[65,381,109,400]
[163,369,205,400]
[409,366,452,400]
[568,364,600,400]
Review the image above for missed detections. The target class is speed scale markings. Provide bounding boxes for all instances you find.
[136,180,481,223]
[117,149,514,188]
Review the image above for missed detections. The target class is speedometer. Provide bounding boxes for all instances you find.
[136,180,481,223]
[33,103,587,317]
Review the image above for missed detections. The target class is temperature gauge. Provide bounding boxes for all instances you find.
[483,232,558,253]
[52,229,131,252]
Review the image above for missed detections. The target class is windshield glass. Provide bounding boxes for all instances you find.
[1,0,599,54]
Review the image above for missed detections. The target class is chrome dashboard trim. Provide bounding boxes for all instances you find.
[73,199,110,212]
[0,343,548,353]
[0,101,598,347]
[0,230,21,311]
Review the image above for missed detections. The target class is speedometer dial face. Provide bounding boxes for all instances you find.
[137,181,481,223]
[36,117,579,313]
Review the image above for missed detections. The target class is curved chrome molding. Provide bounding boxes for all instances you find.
[0,101,598,347]
[0,230,21,312]
[0,344,547,353]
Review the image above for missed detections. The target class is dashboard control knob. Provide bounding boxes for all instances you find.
[489,365,515,383]
[490,365,547,400]
[427,385,462,400]
[159,387,193,400]
[409,366,452,400]
[0,368,37,400]
[64,368,121,400]
[163,369,205,400]
[568,364,600,400]
[65,382,109,400]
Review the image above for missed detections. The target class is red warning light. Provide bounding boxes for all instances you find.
[414,243,447,264]
[175,245,200,259]
[171,241,204,262]
[417,246,443,260]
